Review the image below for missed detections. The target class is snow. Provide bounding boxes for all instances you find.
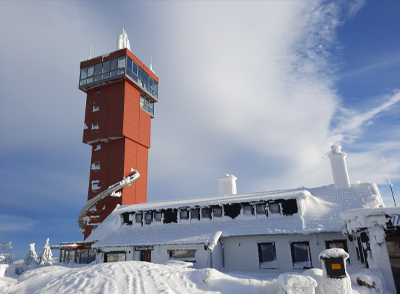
[0,261,393,294]
[319,248,349,260]
[277,272,317,294]
[87,182,383,247]
[340,207,400,235]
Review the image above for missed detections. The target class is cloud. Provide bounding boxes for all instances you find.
[331,91,400,142]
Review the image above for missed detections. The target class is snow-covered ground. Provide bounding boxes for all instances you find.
[0,261,390,294]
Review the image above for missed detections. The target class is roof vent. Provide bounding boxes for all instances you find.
[328,145,351,189]
[117,28,130,51]
[217,174,237,196]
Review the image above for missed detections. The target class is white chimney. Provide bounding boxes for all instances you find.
[328,145,351,189]
[217,174,237,196]
[117,28,131,51]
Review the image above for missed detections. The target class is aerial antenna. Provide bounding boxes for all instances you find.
[89,45,92,60]
[383,156,396,207]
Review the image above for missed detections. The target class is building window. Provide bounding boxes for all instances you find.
[269,203,280,214]
[135,213,143,225]
[104,252,126,263]
[213,206,222,218]
[325,240,348,252]
[92,225,98,231]
[94,143,101,151]
[180,210,189,220]
[140,94,154,116]
[91,122,99,130]
[95,87,101,94]
[91,162,100,170]
[243,204,254,215]
[145,213,152,225]
[202,208,211,219]
[256,203,267,215]
[154,212,162,222]
[169,249,196,262]
[290,242,312,269]
[258,243,278,269]
[191,208,200,220]
[93,104,99,112]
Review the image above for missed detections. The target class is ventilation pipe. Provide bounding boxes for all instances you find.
[328,145,351,189]
[217,174,237,196]
[117,28,130,50]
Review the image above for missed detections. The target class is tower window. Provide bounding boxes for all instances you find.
[91,162,100,170]
[91,123,99,130]
[94,143,101,151]
[91,180,100,191]
[93,105,99,112]
[95,88,101,94]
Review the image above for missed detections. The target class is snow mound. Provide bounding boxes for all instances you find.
[1,261,280,294]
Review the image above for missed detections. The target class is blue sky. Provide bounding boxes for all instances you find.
[0,1,399,260]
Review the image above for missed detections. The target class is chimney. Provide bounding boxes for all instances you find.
[217,174,237,196]
[328,145,351,189]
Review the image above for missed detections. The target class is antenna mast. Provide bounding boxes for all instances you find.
[89,45,92,60]
[383,156,396,207]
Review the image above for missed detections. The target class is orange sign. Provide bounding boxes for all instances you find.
[331,264,341,270]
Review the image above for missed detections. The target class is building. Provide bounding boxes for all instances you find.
[77,29,159,239]
[58,146,395,278]
[340,207,400,293]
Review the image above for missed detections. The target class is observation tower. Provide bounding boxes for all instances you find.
[78,29,158,239]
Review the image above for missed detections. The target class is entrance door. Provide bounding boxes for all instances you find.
[141,250,151,262]
[385,236,400,292]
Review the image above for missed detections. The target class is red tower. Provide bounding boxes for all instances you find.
[78,31,158,239]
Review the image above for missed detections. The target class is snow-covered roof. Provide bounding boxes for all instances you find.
[340,206,400,235]
[88,182,384,248]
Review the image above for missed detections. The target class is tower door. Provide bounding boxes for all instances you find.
[141,250,151,262]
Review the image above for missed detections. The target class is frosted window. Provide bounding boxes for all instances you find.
[94,143,101,151]
[269,203,280,214]
[93,105,99,112]
[105,252,125,263]
[191,209,200,220]
[135,214,142,224]
[256,204,266,215]
[145,213,152,224]
[87,66,94,77]
[91,122,99,130]
[243,205,253,215]
[213,207,222,217]
[202,208,211,219]
[154,212,162,222]
[180,210,189,220]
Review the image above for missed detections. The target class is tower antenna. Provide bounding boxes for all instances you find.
[383,156,396,207]
[89,45,92,60]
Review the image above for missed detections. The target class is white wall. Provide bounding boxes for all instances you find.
[222,233,357,273]
[95,232,361,274]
